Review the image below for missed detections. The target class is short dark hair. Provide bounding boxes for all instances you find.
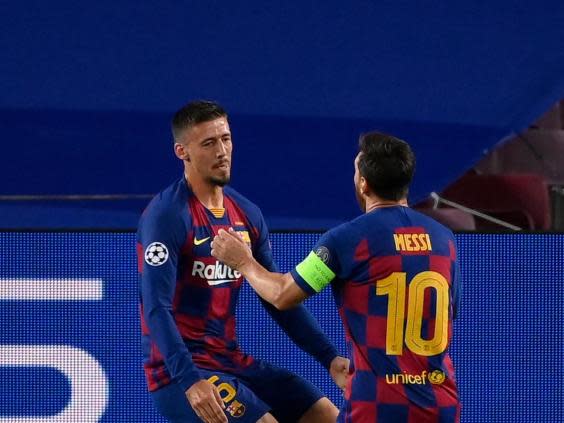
[171,100,228,142]
[358,132,416,201]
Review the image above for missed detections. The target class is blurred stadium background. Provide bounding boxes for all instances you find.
[1,1,563,422]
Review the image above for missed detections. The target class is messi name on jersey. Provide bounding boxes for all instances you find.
[393,228,432,253]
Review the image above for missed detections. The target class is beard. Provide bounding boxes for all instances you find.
[208,174,230,187]
[355,185,366,212]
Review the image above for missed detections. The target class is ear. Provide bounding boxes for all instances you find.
[360,177,370,196]
[174,142,190,161]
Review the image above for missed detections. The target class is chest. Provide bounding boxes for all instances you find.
[180,197,254,289]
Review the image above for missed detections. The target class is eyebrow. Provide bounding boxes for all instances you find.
[199,132,231,145]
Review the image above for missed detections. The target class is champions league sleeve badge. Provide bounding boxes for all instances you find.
[314,246,331,264]
[144,242,169,266]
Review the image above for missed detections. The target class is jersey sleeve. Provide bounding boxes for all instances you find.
[138,207,202,392]
[251,208,278,272]
[290,229,342,296]
[261,299,339,369]
[251,208,339,368]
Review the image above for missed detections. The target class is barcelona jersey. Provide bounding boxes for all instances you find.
[138,177,337,394]
[291,206,461,423]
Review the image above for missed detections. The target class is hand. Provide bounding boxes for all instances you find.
[211,228,253,271]
[185,379,227,423]
[329,356,350,392]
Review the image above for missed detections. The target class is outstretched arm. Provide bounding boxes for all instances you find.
[211,228,350,389]
[211,228,306,309]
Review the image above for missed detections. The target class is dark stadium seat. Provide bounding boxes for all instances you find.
[440,173,551,230]
[475,129,564,185]
[415,207,477,231]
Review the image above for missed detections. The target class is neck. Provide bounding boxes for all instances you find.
[185,172,224,209]
[365,197,408,213]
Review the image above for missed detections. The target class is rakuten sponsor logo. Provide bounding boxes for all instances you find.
[192,261,241,285]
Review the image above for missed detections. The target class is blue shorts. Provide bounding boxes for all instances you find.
[151,360,324,423]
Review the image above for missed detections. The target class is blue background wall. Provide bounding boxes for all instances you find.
[0,232,562,422]
[2,1,564,229]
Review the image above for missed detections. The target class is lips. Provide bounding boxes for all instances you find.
[214,161,230,169]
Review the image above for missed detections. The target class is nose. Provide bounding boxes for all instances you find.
[216,140,227,157]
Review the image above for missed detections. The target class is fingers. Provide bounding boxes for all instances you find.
[337,375,347,391]
[213,385,226,410]
[211,389,228,423]
[212,228,246,252]
[210,238,227,257]
[193,398,227,423]
[217,228,246,243]
[331,356,350,371]
[329,357,350,392]
[202,401,228,423]
[229,227,246,241]
[338,357,350,372]
[186,381,228,423]
[196,406,220,423]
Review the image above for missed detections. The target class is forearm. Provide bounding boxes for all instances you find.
[243,260,339,367]
[145,306,203,391]
[211,228,339,367]
[240,259,302,309]
[262,300,338,368]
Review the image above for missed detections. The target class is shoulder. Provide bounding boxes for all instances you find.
[317,219,358,252]
[224,186,264,222]
[324,219,355,239]
[139,178,191,229]
[326,212,383,242]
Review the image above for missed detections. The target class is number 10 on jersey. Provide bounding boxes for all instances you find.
[376,271,449,356]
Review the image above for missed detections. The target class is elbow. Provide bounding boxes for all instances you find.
[270,276,303,310]
[145,304,171,322]
[272,298,292,311]
[272,293,299,311]
[270,282,292,310]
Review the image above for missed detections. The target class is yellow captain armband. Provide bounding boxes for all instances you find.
[295,251,336,293]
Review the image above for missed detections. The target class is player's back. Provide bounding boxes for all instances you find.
[331,206,460,422]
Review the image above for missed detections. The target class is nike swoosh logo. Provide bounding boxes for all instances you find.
[207,279,237,286]
[194,237,210,246]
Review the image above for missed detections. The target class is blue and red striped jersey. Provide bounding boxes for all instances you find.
[138,177,337,393]
[291,206,461,423]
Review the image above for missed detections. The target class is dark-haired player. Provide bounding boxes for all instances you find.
[138,100,348,423]
[212,132,461,423]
